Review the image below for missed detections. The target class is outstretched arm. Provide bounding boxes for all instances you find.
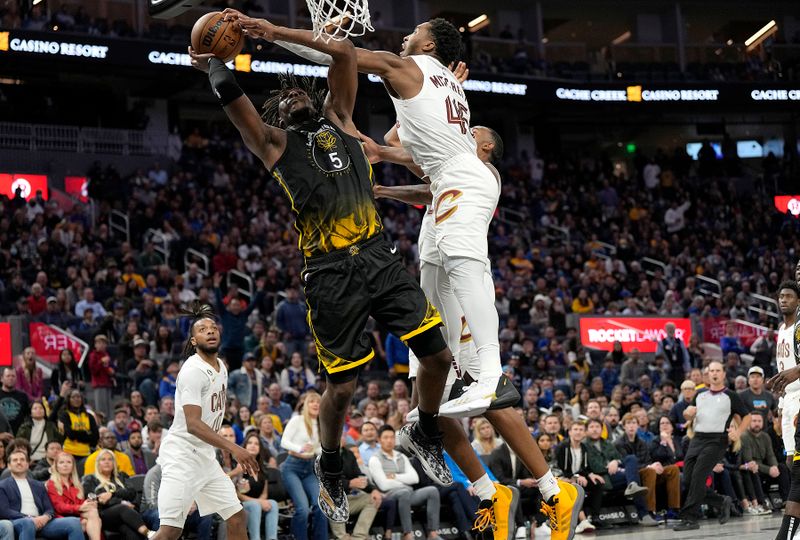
[225,10,422,99]
[224,11,359,136]
[358,130,426,179]
[188,48,285,168]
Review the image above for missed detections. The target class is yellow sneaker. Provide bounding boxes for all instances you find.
[472,483,518,540]
[540,480,584,540]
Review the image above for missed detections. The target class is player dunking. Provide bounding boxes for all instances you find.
[152,303,259,540]
[226,12,581,539]
[189,17,456,525]
[768,272,800,540]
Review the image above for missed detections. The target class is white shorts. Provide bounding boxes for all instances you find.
[782,393,800,455]
[430,153,499,262]
[158,449,242,528]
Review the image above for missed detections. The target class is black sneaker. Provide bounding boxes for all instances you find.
[487,376,521,411]
[672,520,699,531]
[397,423,453,486]
[314,456,349,523]
[471,499,495,540]
[718,495,732,525]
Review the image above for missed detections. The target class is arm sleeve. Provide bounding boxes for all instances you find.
[177,367,206,408]
[368,455,403,491]
[394,455,419,486]
[279,417,304,453]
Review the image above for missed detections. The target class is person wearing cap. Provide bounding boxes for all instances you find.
[37,296,70,328]
[740,368,775,420]
[229,353,268,412]
[126,338,158,407]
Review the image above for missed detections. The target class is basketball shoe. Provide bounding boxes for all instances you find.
[472,483,518,540]
[540,480,584,540]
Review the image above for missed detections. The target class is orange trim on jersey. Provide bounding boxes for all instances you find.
[434,189,462,225]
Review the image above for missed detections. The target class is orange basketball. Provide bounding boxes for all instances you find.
[190,12,244,63]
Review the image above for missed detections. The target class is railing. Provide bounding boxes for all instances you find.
[109,210,130,245]
[0,122,168,156]
[145,229,170,262]
[748,292,780,322]
[641,257,667,277]
[592,241,617,260]
[228,270,254,300]
[184,248,210,277]
[695,274,722,298]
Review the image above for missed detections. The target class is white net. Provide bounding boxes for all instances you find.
[305,0,373,42]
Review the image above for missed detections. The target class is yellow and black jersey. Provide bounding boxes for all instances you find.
[271,117,382,258]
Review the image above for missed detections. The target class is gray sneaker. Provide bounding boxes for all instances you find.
[639,514,661,527]
[624,482,649,498]
[397,423,453,486]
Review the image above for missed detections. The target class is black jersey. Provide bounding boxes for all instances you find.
[270,117,383,258]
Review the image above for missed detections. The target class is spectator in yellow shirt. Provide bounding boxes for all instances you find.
[82,431,135,477]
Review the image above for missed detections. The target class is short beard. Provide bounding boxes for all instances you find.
[196,343,219,356]
[288,106,314,124]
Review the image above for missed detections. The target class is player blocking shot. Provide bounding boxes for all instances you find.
[188,14,457,526]
[152,302,259,540]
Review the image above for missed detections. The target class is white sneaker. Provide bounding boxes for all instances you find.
[535,523,552,539]
[575,518,595,534]
[438,379,499,418]
[515,526,527,539]
[147,531,157,539]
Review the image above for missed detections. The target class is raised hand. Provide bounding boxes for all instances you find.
[448,61,470,84]
[188,46,216,72]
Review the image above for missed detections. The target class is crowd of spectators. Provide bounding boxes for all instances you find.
[0,116,798,538]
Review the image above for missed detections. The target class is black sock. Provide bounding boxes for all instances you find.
[320,445,342,473]
[777,515,800,540]
[416,409,439,439]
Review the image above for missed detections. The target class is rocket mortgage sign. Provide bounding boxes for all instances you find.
[579,317,692,353]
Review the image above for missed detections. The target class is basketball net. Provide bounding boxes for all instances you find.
[306,0,373,42]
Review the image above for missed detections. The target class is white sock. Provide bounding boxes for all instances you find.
[537,470,560,501]
[473,474,497,501]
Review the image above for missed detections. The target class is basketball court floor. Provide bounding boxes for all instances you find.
[596,514,780,539]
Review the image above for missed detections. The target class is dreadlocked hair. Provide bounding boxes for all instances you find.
[261,72,326,127]
[428,18,462,68]
[180,301,217,358]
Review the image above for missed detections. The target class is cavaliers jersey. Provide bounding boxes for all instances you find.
[159,354,228,462]
[389,55,476,179]
[778,321,800,395]
[271,117,382,258]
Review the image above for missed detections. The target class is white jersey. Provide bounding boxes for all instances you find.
[779,322,800,395]
[159,354,228,462]
[389,55,476,179]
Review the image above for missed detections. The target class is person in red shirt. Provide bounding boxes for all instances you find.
[88,335,115,420]
[27,284,48,316]
[47,451,102,540]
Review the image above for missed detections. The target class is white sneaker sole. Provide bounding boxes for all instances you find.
[438,393,494,419]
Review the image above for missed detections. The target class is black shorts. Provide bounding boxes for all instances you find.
[303,234,442,379]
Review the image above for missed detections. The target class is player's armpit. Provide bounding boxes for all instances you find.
[223,96,285,168]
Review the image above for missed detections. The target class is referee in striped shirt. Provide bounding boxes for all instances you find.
[673,360,751,531]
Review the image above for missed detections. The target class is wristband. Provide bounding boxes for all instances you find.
[208,58,244,107]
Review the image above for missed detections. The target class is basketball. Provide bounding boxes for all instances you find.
[190,12,244,63]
